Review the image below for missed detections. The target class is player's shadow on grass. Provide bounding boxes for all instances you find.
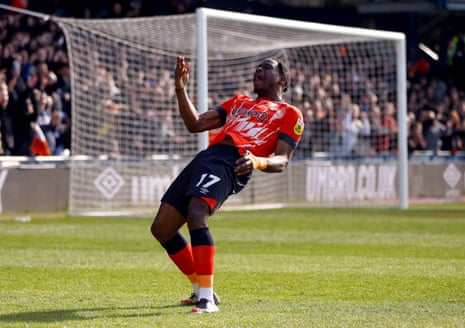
[0,304,186,323]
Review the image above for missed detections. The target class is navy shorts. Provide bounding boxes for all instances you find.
[161,143,251,217]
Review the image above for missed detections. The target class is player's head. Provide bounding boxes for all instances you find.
[253,58,290,98]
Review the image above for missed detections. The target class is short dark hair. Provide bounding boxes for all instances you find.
[275,59,290,93]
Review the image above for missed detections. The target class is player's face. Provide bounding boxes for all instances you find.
[253,59,280,95]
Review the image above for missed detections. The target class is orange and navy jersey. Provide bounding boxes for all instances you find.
[209,94,304,157]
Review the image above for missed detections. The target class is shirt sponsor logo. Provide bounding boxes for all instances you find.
[231,107,269,122]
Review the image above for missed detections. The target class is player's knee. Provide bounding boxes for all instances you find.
[150,220,163,241]
[150,219,176,243]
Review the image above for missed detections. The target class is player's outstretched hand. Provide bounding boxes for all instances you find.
[175,56,191,90]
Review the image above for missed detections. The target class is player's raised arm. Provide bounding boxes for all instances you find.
[174,56,222,133]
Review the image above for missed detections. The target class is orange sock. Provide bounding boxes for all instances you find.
[197,274,213,289]
[168,244,196,276]
[162,233,196,284]
[192,245,215,277]
[190,228,215,301]
[187,273,198,284]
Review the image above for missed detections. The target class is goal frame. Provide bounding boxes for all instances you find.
[195,8,408,209]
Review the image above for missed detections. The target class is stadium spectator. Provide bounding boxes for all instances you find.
[37,91,52,126]
[426,119,446,153]
[408,120,427,154]
[0,79,16,154]
[447,32,465,90]
[308,98,328,152]
[372,101,398,153]
[321,97,337,153]
[442,107,463,154]
[42,108,70,155]
[360,90,378,113]
[150,56,304,314]
[345,108,372,157]
[339,103,367,157]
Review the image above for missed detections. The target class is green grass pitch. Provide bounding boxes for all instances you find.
[1,204,464,327]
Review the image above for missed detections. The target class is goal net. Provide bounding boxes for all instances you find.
[53,8,407,216]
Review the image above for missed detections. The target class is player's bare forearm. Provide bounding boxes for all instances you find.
[235,140,295,176]
[174,56,223,133]
[175,93,223,132]
[262,154,290,172]
[175,88,200,132]
[235,153,292,175]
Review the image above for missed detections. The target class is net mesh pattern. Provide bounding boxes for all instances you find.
[56,12,401,215]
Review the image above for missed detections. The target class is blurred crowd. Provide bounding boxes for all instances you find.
[406,49,465,157]
[0,0,200,157]
[291,42,465,159]
[0,11,70,156]
[1,1,465,158]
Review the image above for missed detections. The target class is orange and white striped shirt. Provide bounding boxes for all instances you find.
[210,94,304,157]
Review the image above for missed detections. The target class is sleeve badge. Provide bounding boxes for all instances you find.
[293,118,304,136]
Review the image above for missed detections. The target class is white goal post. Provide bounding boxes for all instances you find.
[3,6,407,215]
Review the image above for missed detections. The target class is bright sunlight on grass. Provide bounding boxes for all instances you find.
[1,204,464,327]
